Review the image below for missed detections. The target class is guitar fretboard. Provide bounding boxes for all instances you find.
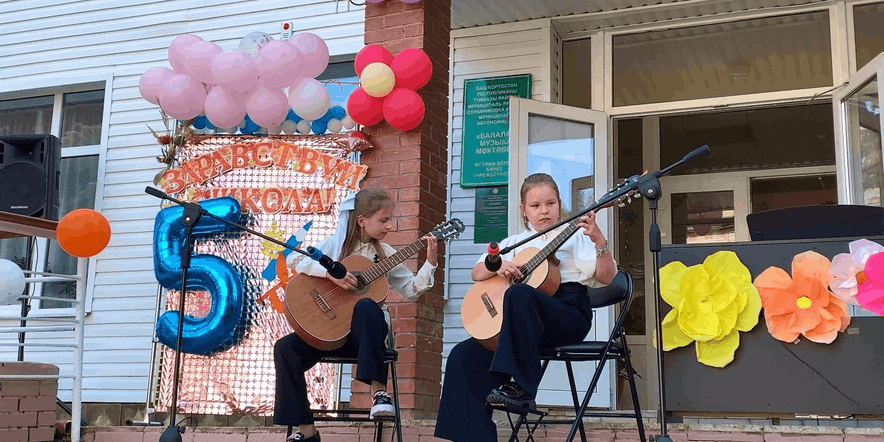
[517,208,600,276]
[359,239,427,284]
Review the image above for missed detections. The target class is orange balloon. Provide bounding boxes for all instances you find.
[56,209,111,258]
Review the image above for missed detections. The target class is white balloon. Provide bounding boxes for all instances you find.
[255,127,269,135]
[327,118,343,133]
[238,31,274,59]
[296,120,312,134]
[268,124,282,135]
[287,78,331,121]
[0,259,25,305]
[341,116,356,130]
[281,120,298,135]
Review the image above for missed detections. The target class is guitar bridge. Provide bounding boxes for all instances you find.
[480,292,498,317]
[310,289,336,319]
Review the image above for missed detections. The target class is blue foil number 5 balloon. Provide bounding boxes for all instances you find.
[153,197,248,355]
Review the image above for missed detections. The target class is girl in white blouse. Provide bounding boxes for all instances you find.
[435,173,615,442]
[274,188,437,442]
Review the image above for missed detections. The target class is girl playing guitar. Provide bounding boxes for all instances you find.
[274,188,438,442]
[435,173,615,442]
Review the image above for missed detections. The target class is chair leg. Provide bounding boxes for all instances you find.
[620,338,646,442]
[389,359,403,442]
[286,425,293,438]
[564,361,587,442]
[565,355,611,442]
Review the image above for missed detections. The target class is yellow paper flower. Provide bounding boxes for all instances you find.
[660,251,762,367]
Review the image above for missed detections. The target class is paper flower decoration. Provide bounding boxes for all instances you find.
[755,251,850,344]
[829,238,884,305]
[660,251,762,368]
[855,252,884,315]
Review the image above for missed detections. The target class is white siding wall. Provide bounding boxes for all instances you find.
[0,0,364,403]
[444,19,556,362]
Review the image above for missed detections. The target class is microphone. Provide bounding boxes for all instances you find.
[305,246,348,279]
[484,242,502,272]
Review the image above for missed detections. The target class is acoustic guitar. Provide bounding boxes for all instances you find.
[283,218,464,350]
[461,178,641,350]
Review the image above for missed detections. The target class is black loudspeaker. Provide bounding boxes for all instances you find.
[747,204,884,241]
[0,134,61,220]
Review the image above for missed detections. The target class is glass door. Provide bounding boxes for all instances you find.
[507,97,613,408]
[834,52,884,205]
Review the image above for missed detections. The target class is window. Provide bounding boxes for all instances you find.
[854,2,884,71]
[612,11,833,106]
[0,84,105,310]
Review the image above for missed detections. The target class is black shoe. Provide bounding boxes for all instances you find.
[370,390,395,419]
[287,431,321,442]
[487,381,536,410]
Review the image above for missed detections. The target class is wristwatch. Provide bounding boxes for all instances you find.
[595,242,610,258]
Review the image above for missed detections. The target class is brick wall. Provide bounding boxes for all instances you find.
[0,362,58,442]
[348,0,451,421]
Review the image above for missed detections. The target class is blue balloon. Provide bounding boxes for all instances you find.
[286,109,302,123]
[311,120,328,134]
[192,115,208,129]
[318,109,334,123]
[240,115,260,134]
[330,106,346,120]
[204,118,216,130]
[153,197,249,355]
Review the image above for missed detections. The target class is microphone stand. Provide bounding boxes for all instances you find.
[144,187,321,442]
[637,146,709,442]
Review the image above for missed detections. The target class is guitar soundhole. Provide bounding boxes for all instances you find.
[352,271,370,295]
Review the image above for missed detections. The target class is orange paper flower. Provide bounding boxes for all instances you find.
[754,251,850,344]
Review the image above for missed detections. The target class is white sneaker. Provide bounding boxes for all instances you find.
[369,390,395,419]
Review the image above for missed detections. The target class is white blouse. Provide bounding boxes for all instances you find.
[296,235,437,327]
[476,226,609,288]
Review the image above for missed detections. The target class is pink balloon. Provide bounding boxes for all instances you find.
[246,84,290,128]
[255,41,303,90]
[205,86,247,129]
[290,32,329,79]
[212,50,258,94]
[288,77,330,121]
[138,67,173,105]
[168,34,203,73]
[184,41,222,85]
[401,0,422,3]
[158,74,206,120]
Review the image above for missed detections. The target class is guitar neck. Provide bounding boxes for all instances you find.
[519,207,599,275]
[360,238,427,282]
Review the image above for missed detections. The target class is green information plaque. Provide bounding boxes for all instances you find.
[474,186,508,244]
[460,74,531,187]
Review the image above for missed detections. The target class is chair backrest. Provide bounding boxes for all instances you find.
[586,268,632,309]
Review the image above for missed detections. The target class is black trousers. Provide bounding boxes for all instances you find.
[435,283,592,442]
[273,298,389,426]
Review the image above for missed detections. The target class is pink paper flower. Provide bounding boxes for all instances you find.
[856,252,884,316]
[829,239,884,305]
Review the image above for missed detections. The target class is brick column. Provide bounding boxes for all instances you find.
[349,0,450,421]
[0,362,58,442]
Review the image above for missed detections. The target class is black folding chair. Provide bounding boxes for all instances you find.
[496,268,646,442]
[286,339,403,442]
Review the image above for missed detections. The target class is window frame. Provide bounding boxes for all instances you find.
[0,73,113,317]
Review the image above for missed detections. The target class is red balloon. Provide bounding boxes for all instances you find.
[355,44,394,77]
[56,209,112,258]
[347,87,385,127]
[390,48,432,90]
[383,88,425,132]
